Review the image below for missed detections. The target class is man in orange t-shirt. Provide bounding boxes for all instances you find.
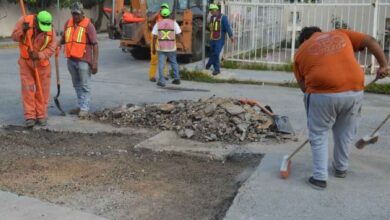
[294,27,388,190]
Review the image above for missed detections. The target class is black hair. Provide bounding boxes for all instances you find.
[298,26,322,45]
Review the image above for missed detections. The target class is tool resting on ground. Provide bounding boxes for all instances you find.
[239,99,294,134]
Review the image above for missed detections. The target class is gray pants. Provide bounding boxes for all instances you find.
[304,91,363,181]
[67,59,91,112]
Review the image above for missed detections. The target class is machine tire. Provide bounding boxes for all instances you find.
[191,19,203,61]
[130,47,150,60]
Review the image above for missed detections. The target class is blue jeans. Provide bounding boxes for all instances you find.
[67,59,91,112]
[158,51,179,85]
[207,40,224,72]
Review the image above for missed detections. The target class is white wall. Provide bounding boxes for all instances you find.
[0,2,109,38]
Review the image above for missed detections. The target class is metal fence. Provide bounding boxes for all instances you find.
[223,0,390,72]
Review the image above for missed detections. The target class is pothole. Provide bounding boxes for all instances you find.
[0,127,262,220]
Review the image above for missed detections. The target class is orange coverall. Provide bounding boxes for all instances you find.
[12,16,56,120]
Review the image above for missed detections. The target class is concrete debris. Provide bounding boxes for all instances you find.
[94,96,290,143]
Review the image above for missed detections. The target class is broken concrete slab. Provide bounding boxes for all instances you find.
[134,131,237,161]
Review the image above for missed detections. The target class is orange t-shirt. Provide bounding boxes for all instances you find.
[294,29,367,93]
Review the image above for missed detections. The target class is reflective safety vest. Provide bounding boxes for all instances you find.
[64,17,90,58]
[209,15,222,40]
[157,19,176,52]
[19,15,53,67]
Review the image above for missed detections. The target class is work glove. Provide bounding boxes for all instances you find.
[28,50,39,60]
[23,22,30,33]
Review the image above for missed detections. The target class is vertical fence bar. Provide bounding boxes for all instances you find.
[371,0,379,74]
[291,0,297,62]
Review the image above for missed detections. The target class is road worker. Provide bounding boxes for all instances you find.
[206,3,233,76]
[152,8,184,87]
[12,10,56,128]
[148,2,170,82]
[294,27,388,190]
[58,2,99,119]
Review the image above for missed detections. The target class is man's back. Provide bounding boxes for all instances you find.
[294,29,366,93]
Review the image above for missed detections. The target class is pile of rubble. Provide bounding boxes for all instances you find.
[94,96,288,143]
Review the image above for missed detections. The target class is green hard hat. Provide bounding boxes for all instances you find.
[160,8,171,17]
[37,10,52,32]
[209,3,219,10]
[160,3,169,9]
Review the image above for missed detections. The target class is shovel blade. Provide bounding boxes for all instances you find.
[273,115,294,134]
[54,97,66,116]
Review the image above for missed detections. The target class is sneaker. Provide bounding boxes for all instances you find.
[307,176,327,190]
[172,79,181,85]
[36,118,47,126]
[212,71,220,76]
[334,168,347,178]
[149,78,156,82]
[25,119,35,128]
[69,108,80,115]
[78,110,89,119]
[156,81,166,87]
[206,63,211,70]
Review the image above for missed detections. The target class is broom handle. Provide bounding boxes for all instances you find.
[287,139,309,161]
[370,113,390,136]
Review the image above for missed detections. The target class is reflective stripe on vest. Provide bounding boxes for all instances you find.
[64,17,90,58]
[210,15,222,40]
[157,19,176,52]
[19,15,53,67]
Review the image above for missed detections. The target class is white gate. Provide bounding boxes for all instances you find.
[223,0,390,72]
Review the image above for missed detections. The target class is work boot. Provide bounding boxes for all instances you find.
[172,79,181,85]
[212,71,220,76]
[25,119,35,128]
[149,78,156,82]
[205,63,211,70]
[156,81,166,87]
[36,118,47,126]
[307,177,327,190]
[78,110,89,120]
[69,107,80,115]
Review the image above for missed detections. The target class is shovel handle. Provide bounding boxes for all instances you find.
[370,113,390,136]
[239,99,274,116]
[19,0,44,102]
[55,50,60,85]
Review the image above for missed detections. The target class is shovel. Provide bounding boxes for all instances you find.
[355,113,390,149]
[239,99,294,134]
[54,50,66,116]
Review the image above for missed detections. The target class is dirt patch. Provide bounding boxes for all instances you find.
[0,126,262,220]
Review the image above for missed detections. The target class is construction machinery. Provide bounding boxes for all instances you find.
[104,0,207,61]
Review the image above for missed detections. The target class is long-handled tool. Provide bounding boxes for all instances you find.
[279,76,384,178]
[54,49,66,116]
[280,139,309,179]
[355,113,390,149]
[19,0,44,102]
[239,99,294,134]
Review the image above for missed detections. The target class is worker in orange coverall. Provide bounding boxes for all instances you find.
[12,11,56,128]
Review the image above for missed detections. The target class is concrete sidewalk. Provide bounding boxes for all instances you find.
[0,191,106,220]
[184,61,390,85]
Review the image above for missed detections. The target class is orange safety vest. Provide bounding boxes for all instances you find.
[19,15,53,67]
[64,17,90,58]
[209,15,222,40]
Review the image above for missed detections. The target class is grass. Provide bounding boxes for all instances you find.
[221,60,293,72]
[180,68,390,95]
